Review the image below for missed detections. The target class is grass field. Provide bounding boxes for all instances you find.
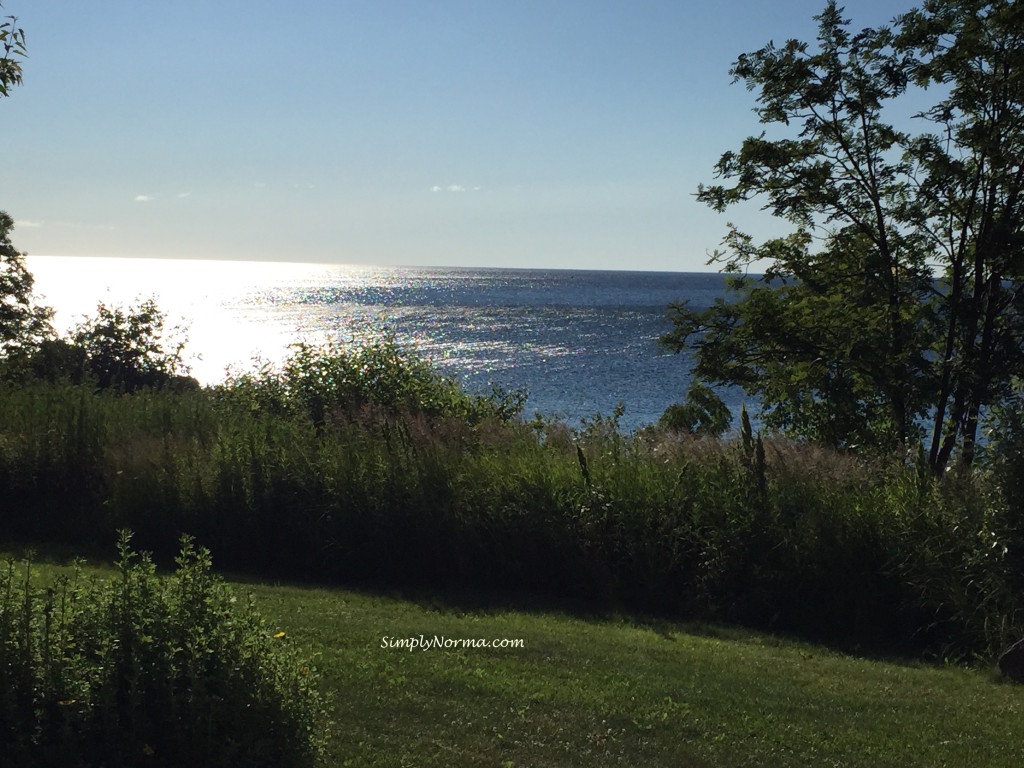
[261,585,1024,767]
[12,549,1024,768]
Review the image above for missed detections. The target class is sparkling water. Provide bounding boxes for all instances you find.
[26,256,740,431]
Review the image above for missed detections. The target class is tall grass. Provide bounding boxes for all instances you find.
[1,341,1022,661]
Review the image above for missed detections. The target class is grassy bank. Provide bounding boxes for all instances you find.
[8,551,1024,767]
[2,343,1023,661]
[265,581,1024,767]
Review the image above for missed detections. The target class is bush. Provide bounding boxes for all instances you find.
[71,298,191,393]
[21,337,89,384]
[0,532,328,768]
[981,377,1024,514]
[658,382,732,437]
[216,337,526,426]
[4,375,1024,661]
[885,462,1024,661]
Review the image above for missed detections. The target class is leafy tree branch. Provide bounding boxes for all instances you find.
[665,0,1024,470]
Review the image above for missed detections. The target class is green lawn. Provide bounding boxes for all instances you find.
[12,551,1024,767]
[258,582,1022,768]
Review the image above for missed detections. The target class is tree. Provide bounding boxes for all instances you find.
[662,0,1024,470]
[658,382,732,437]
[0,212,53,363]
[0,1,26,97]
[898,0,1024,468]
[0,4,46,371]
[72,299,192,392]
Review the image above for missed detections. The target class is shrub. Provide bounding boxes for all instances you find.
[216,338,526,427]
[21,337,89,384]
[981,376,1024,514]
[0,532,328,767]
[886,463,1024,660]
[658,382,732,437]
[71,298,191,393]
[5,377,1024,660]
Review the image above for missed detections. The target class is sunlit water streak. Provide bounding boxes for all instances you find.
[26,256,737,431]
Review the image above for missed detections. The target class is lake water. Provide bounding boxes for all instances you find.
[25,256,740,431]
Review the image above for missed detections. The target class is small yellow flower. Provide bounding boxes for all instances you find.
[142,743,155,756]
[58,699,76,706]
[274,631,286,639]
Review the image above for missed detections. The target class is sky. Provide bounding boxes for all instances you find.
[2,0,919,272]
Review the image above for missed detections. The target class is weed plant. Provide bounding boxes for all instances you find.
[1,341,1023,661]
[0,532,327,768]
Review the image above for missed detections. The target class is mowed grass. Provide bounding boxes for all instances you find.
[259,585,1023,768]
[11,552,1024,767]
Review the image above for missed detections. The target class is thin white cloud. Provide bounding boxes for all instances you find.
[176,192,191,198]
[21,219,115,231]
[431,184,481,193]
[135,194,154,202]
[14,219,43,228]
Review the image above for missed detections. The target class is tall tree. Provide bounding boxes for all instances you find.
[662,0,1024,470]
[898,0,1024,468]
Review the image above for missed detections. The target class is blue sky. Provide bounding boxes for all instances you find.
[3,0,915,271]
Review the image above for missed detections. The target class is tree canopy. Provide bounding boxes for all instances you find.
[0,12,195,394]
[0,4,43,364]
[0,1,25,98]
[662,0,1024,471]
[0,213,52,361]
[70,299,192,392]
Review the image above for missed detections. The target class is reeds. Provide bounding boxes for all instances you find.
[1,343,1022,661]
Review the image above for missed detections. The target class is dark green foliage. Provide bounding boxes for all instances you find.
[980,377,1024,513]
[898,0,1024,469]
[0,532,327,767]
[0,212,53,366]
[880,461,1024,660]
[666,274,928,453]
[0,2,26,98]
[4,377,1023,660]
[21,338,88,384]
[216,338,526,426]
[663,0,1024,470]
[658,382,731,437]
[71,298,191,393]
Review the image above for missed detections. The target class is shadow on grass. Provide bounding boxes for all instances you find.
[229,565,944,670]
[0,535,972,673]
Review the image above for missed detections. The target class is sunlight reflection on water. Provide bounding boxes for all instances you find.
[25,256,724,430]
[27,256,338,382]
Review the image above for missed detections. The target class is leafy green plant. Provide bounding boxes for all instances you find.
[71,298,193,393]
[0,532,328,767]
[0,212,53,368]
[216,338,526,427]
[0,1,27,98]
[980,376,1024,513]
[658,382,732,437]
[663,0,1024,470]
